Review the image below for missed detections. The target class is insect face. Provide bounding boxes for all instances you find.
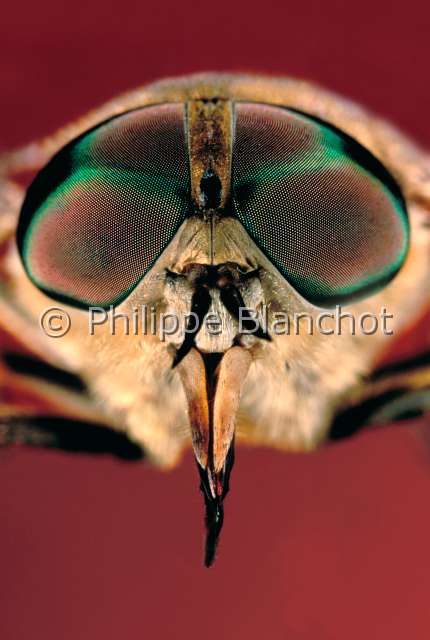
[3,73,429,565]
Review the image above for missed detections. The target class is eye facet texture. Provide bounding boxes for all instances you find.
[18,104,190,308]
[18,99,409,310]
[232,103,409,306]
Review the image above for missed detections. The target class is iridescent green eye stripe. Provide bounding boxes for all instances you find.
[22,169,187,305]
[237,125,345,181]
[23,166,186,246]
[233,102,409,307]
[17,104,190,308]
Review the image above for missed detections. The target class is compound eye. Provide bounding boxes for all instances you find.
[232,103,409,307]
[17,103,190,308]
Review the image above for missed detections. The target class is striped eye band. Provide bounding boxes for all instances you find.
[232,103,409,306]
[17,101,409,310]
[17,104,190,308]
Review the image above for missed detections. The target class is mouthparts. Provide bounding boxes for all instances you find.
[170,262,270,566]
[177,345,252,566]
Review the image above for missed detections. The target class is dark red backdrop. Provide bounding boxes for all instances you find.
[1,1,430,638]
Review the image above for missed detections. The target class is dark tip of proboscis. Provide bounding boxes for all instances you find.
[196,439,235,568]
[204,499,224,568]
[198,463,224,568]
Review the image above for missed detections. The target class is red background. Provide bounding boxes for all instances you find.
[1,1,430,638]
